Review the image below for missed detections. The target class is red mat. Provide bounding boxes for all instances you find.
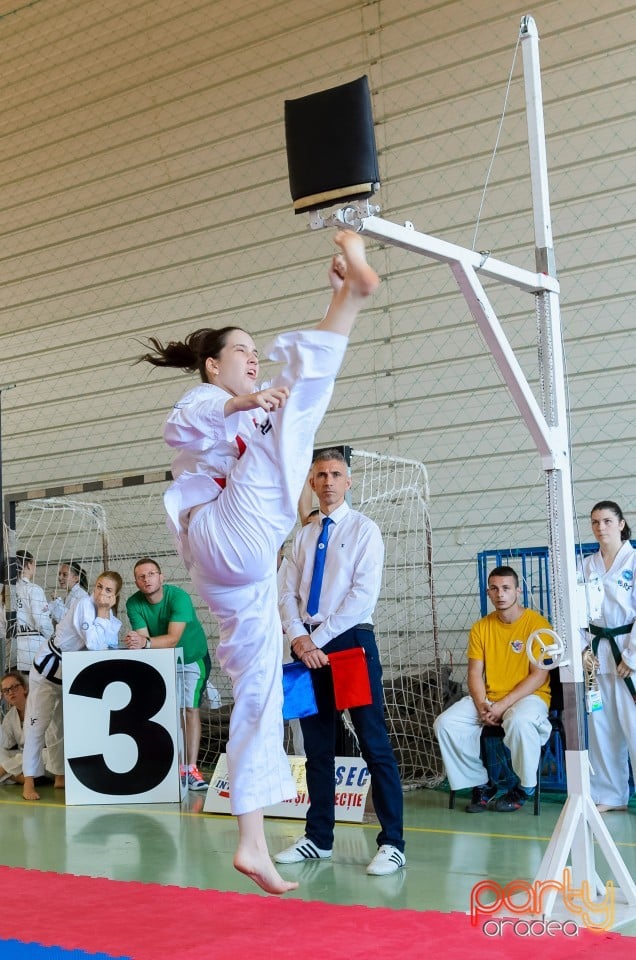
[0,866,630,959]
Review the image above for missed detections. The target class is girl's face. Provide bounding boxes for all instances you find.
[591,509,624,547]
[1,677,27,713]
[58,565,79,590]
[93,577,119,609]
[204,329,259,396]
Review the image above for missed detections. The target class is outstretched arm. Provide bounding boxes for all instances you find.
[224,386,290,416]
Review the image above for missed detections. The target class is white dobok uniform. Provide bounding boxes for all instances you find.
[22,596,121,778]
[583,540,636,807]
[0,703,51,781]
[49,584,89,624]
[163,329,347,815]
[11,578,54,672]
[0,705,26,780]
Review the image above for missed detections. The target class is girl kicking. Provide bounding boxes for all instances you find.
[141,231,379,894]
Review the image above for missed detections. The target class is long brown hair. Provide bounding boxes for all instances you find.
[137,327,244,382]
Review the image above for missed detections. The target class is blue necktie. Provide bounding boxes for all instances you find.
[307,516,333,616]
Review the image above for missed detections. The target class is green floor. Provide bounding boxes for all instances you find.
[2,781,636,934]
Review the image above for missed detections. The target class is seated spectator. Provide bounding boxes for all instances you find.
[0,671,52,786]
[434,565,552,812]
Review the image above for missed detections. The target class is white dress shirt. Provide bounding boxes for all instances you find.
[279,501,384,649]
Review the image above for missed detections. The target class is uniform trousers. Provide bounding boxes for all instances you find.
[588,671,636,807]
[22,668,65,778]
[187,329,347,815]
[434,694,551,790]
[299,626,404,852]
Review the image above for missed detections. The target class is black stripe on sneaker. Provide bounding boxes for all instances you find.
[297,840,323,859]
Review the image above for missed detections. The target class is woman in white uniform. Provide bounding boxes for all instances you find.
[50,561,89,624]
[0,670,29,784]
[141,232,379,894]
[583,501,636,812]
[11,550,54,672]
[22,571,122,802]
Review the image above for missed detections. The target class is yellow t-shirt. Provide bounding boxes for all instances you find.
[467,608,552,707]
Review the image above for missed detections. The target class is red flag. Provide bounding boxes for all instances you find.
[329,647,372,710]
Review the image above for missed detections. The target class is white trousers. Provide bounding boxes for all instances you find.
[0,746,23,779]
[22,668,65,777]
[0,746,52,780]
[187,329,347,815]
[588,672,636,807]
[434,694,551,791]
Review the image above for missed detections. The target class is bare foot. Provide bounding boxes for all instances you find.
[234,848,299,895]
[334,230,380,297]
[23,777,40,801]
[54,775,65,790]
[596,803,627,813]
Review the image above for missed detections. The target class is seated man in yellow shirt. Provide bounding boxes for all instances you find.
[434,565,552,812]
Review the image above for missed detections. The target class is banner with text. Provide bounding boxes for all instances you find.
[204,754,371,821]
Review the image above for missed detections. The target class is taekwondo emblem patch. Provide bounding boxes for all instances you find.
[510,640,524,653]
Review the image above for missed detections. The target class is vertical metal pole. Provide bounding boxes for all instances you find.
[0,385,16,675]
[520,16,634,908]
[520,13,586,728]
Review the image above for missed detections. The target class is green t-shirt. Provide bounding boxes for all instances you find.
[126,583,208,664]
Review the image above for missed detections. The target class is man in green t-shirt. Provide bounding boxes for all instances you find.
[125,557,212,791]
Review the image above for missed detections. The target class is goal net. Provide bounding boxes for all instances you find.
[4,451,443,787]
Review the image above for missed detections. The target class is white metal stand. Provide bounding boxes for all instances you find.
[306,14,636,929]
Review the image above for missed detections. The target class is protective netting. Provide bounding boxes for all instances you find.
[352,449,444,785]
[5,447,442,785]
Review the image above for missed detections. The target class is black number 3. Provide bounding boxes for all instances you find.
[67,659,174,795]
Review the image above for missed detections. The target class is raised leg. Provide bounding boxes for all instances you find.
[319,231,379,337]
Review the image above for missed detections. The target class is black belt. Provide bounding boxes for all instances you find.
[33,640,63,685]
[590,622,636,703]
[303,622,373,633]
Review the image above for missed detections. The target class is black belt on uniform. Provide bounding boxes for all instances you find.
[303,622,373,633]
[590,622,636,703]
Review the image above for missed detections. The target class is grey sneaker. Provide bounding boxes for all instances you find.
[186,766,209,792]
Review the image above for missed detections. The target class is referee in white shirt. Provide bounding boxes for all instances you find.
[277,449,405,876]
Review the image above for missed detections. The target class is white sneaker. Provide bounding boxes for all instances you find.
[274,836,332,864]
[366,844,406,876]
